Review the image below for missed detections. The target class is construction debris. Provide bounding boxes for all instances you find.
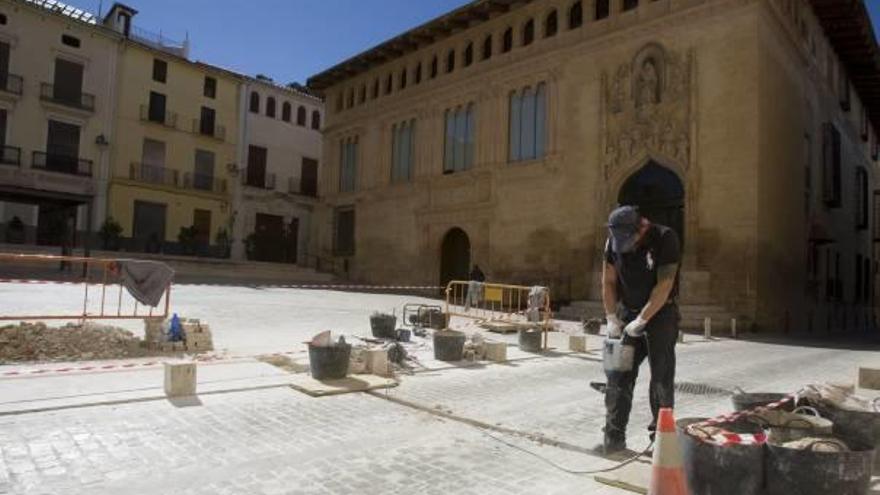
[0,321,147,362]
[144,317,214,354]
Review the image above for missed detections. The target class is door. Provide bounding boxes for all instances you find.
[194,149,215,191]
[254,213,283,262]
[286,218,299,264]
[133,201,167,253]
[140,138,166,183]
[618,161,685,244]
[193,209,211,252]
[36,204,75,247]
[247,145,267,188]
[53,59,83,105]
[440,228,471,287]
[0,41,9,91]
[199,107,215,136]
[300,158,318,196]
[148,91,166,123]
[46,120,80,173]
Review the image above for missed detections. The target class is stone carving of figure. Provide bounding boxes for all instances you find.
[619,132,632,158]
[661,123,676,156]
[609,66,628,113]
[675,132,689,162]
[636,59,660,108]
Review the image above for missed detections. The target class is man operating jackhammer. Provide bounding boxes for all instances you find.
[599,205,681,454]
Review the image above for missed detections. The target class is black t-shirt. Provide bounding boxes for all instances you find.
[604,224,681,311]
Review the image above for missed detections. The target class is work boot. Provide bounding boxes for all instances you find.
[596,433,627,456]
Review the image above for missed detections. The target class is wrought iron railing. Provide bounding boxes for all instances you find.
[191,119,226,141]
[288,176,318,197]
[183,172,227,194]
[31,151,92,176]
[139,104,177,128]
[243,172,276,190]
[39,83,95,111]
[129,162,179,187]
[0,145,21,166]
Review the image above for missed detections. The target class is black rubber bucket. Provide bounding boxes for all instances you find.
[308,343,351,380]
[433,330,465,361]
[731,393,793,412]
[676,418,764,495]
[765,434,875,495]
[811,403,880,471]
[370,314,397,339]
[518,329,543,353]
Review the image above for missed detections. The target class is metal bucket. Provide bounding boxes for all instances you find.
[433,330,465,361]
[518,329,543,353]
[676,417,764,495]
[765,434,874,495]
[370,314,397,339]
[731,392,794,412]
[308,343,351,380]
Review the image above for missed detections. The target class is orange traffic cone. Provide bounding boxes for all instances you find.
[648,408,690,495]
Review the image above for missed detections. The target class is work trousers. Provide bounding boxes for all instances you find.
[604,304,679,442]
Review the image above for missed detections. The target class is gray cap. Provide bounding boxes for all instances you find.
[607,205,642,253]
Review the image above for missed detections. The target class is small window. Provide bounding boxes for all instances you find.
[385,74,393,95]
[347,88,354,108]
[623,0,639,11]
[569,1,583,29]
[464,43,473,67]
[359,84,366,103]
[249,91,260,113]
[400,68,407,90]
[861,107,869,142]
[61,34,81,48]
[281,102,291,122]
[856,167,869,230]
[545,10,558,38]
[0,14,8,25]
[482,35,493,61]
[502,28,513,53]
[152,59,167,83]
[839,66,851,112]
[334,207,355,256]
[372,79,380,99]
[311,110,321,130]
[446,50,455,73]
[415,63,422,84]
[430,56,439,78]
[203,76,216,99]
[266,96,276,118]
[595,0,609,20]
[522,19,535,46]
[297,106,307,126]
[822,123,842,208]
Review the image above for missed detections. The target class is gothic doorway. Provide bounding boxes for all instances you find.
[440,228,471,287]
[618,161,685,243]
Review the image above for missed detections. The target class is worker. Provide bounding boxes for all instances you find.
[601,205,681,454]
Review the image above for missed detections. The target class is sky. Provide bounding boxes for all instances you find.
[69,0,880,86]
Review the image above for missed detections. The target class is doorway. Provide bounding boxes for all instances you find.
[133,200,166,253]
[254,213,284,262]
[440,228,471,287]
[618,161,685,243]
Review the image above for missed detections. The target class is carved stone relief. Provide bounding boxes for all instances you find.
[602,44,693,178]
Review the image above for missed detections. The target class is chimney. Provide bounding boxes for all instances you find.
[102,3,138,37]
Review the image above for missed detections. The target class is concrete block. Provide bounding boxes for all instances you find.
[858,367,880,390]
[365,349,391,377]
[484,342,507,362]
[569,335,588,353]
[164,362,197,397]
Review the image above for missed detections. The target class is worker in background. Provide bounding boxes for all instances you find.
[469,264,486,282]
[601,205,681,454]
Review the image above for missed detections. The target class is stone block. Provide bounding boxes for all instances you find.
[484,342,507,363]
[858,367,880,390]
[569,335,588,353]
[365,349,390,377]
[164,362,197,397]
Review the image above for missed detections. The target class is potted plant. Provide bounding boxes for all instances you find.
[99,217,123,251]
[177,226,198,256]
[5,216,25,244]
[215,228,231,259]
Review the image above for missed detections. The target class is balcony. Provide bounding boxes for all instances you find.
[243,172,276,190]
[129,162,179,187]
[288,176,317,197]
[192,119,226,141]
[0,145,21,166]
[32,151,92,176]
[139,105,177,128]
[0,73,23,96]
[183,172,227,195]
[40,83,95,112]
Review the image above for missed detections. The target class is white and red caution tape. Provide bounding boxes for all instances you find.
[688,391,801,446]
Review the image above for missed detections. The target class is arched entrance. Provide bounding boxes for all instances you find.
[440,228,471,287]
[618,161,685,243]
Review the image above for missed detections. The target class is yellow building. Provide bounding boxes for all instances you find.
[104,4,240,255]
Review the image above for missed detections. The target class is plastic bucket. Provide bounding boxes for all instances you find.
[308,343,351,380]
[765,434,874,495]
[518,329,543,353]
[731,393,793,412]
[676,418,764,495]
[370,315,397,339]
[433,330,465,361]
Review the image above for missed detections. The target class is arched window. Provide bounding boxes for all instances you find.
[372,78,380,99]
[482,34,493,61]
[430,56,439,78]
[595,0,610,20]
[569,1,583,29]
[266,96,276,117]
[400,68,407,90]
[297,106,307,126]
[464,43,473,67]
[415,63,422,84]
[385,73,393,94]
[281,102,291,122]
[446,49,455,73]
[545,10,558,37]
[502,28,513,53]
[509,83,548,162]
[249,91,260,113]
[523,19,535,46]
[311,110,321,130]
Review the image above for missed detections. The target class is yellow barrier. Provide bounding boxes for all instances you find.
[444,280,553,350]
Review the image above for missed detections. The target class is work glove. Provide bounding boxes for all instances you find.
[624,316,648,338]
[605,314,623,338]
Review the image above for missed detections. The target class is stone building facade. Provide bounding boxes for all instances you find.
[309,0,880,333]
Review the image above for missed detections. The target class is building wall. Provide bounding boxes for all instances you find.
[107,41,239,247]
[315,0,879,331]
[0,0,119,239]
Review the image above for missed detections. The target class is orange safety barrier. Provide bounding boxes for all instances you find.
[444,280,552,349]
[0,253,171,322]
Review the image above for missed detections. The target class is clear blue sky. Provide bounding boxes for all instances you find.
[74,0,880,86]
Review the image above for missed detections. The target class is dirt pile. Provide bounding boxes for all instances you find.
[0,322,148,362]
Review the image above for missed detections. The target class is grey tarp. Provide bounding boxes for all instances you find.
[118,260,174,307]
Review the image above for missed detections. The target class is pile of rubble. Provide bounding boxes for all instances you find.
[0,321,146,362]
[144,317,214,353]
